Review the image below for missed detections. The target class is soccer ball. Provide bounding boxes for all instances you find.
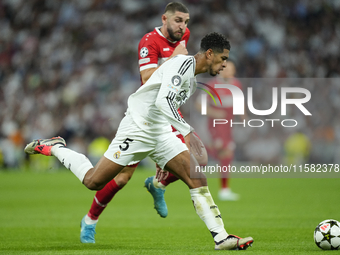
[314,219,340,250]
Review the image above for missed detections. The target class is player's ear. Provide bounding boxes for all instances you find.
[161,14,167,25]
[205,49,214,60]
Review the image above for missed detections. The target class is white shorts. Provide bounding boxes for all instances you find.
[104,114,188,169]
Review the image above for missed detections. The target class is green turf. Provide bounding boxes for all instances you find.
[0,168,339,254]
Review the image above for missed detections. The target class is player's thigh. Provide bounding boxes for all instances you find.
[163,151,207,189]
[84,156,125,190]
[114,166,137,187]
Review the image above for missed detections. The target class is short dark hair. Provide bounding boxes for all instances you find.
[200,32,231,53]
[164,2,189,14]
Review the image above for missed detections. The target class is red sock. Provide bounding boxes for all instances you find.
[221,177,228,189]
[161,172,179,186]
[87,179,121,220]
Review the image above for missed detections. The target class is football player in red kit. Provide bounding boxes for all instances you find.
[80,2,207,243]
[206,60,244,201]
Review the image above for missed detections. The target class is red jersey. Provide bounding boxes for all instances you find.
[138,27,190,73]
[138,26,189,122]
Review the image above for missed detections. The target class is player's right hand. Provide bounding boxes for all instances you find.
[171,44,188,57]
[190,132,204,157]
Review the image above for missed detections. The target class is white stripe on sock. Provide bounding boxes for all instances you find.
[94,196,107,207]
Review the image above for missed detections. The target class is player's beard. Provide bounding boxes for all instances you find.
[208,66,218,76]
[167,26,184,41]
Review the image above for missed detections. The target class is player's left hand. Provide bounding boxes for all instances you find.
[171,43,188,57]
[155,163,169,181]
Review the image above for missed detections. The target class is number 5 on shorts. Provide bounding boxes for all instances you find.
[119,138,134,151]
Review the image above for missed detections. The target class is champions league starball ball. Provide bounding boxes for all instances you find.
[314,219,340,250]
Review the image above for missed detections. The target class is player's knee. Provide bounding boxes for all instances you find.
[82,174,105,190]
[83,179,105,191]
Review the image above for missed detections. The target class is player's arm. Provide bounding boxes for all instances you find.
[154,57,194,138]
[140,68,157,84]
[140,44,188,84]
[154,86,192,138]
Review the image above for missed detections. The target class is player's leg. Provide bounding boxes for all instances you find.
[24,115,147,190]
[50,144,125,190]
[145,132,207,217]
[24,136,123,188]
[25,137,149,245]
[163,151,252,250]
[215,135,239,201]
[218,153,239,201]
[85,165,137,221]
[144,169,168,218]
[150,133,252,250]
[81,165,137,243]
[159,132,207,185]
[159,131,207,185]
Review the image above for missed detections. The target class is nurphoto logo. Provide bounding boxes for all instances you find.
[198,82,312,128]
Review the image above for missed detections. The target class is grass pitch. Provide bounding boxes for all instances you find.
[0,167,339,254]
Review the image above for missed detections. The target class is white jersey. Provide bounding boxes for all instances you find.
[127,55,197,137]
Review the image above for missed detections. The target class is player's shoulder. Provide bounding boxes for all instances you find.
[167,55,195,76]
[139,28,161,44]
[171,54,194,62]
[168,54,194,67]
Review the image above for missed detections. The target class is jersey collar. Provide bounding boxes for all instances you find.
[155,27,178,44]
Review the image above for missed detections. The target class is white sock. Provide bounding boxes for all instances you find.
[85,214,98,225]
[51,146,93,183]
[190,186,228,243]
[153,176,166,189]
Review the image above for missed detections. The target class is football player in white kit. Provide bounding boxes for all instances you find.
[25,32,253,250]
[78,2,208,245]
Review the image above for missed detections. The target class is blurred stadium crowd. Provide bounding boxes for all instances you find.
[0,0,340,169]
